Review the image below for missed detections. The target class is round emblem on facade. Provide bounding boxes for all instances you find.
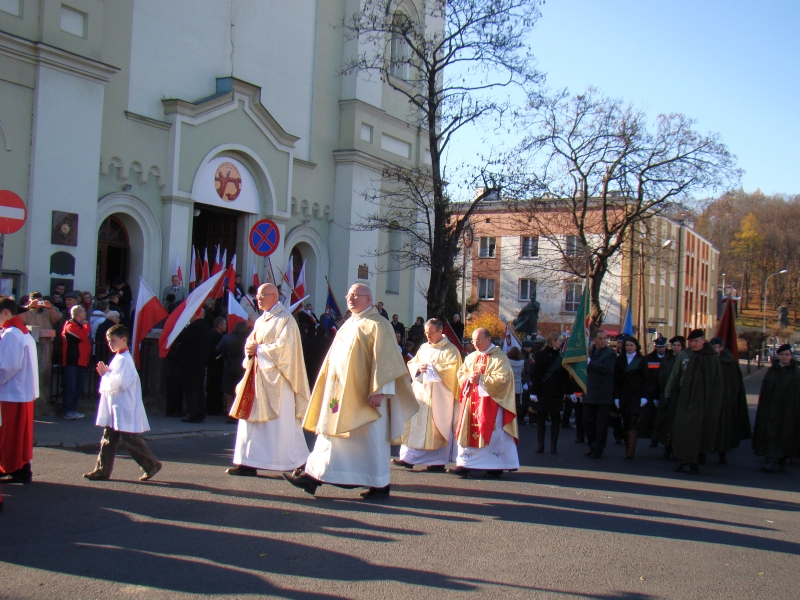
[214,162,243,201]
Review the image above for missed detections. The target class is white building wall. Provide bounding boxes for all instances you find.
[26,64,108,294]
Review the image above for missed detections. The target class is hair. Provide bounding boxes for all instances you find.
[214,317,227,329]
[29,291,43,300]
[425,318,443,330]
[112,277,125,287]
[70,305,85,318]
[593,329,608,340]
[473,327,490,339]
[232,321,248,336]
[0,296,18,315]
[415,316,424,323]
[547,331,561,345]
[404,340,414,350]
[95,299,109,312]
[82,291,92,299]
[107,323,129,341]
[106,311,121,321]
[248,285,258,295]
[507,347,521,360]
[623,337,641,353]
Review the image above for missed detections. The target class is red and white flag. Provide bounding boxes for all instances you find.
[212,246,222,275]
[252,262,260,288]
[189,247,197,290]
[202,248,210,281]
[281,255,294,307]
[292,260,306,306]
[226,289,250,334]
[173,254,183,284]
[132,277,169,368]
[158,270,224,358]
[226,254,237,295]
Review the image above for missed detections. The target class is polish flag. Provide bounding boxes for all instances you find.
[202,248,210,281]
[226,289,250,333]
[132,277,169,368]
[159,270,224,358]
[292,260,306,306]
[174,254,183,284]
[189,248,197,290]
[226,254,237,294]
[252,262,260,288]
[212,246,222,275]
[281,255,294,307]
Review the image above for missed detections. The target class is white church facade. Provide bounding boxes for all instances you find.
[0,0,431,321]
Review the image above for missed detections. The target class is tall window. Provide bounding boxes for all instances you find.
[479,236,496,258]
[478,278,495,300]
[520,235,539,258]
[565,235,583,259]
[519,278,537,301]
[390,13,410,80]
[564,282,582,312]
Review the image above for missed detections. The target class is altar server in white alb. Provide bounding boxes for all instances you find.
[0,297,39,505]
[393,318,462,471]
[84,324,162,482]
[284,283,418,500]
[227,283,310,476]
[451,327,519,477]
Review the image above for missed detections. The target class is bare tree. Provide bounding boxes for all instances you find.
[343,0,542,317]
[508,88,741,326]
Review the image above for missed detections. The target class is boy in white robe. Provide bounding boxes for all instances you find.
[84,324,162,482]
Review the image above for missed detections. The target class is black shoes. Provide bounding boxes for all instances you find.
[391,459,414,469]
[181,416,204,423]
[674,462,699,474]
[282,472,320,495]
[360,485,390,500]
[0,463,32,484]
[662,446,673,459]
[447,467,471,477]
[424,465,446,472]
[484,470,503,478]
[698,453,706,465]
[226,465,258,477]
[589,450,602,459]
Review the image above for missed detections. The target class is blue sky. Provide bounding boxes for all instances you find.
[447,0,800,198]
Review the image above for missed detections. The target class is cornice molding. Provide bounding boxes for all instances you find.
[332,149,390,172]
[0,31,118,84]
[339,98,428,135]
[292,157,317,170]
[125,111,171,131]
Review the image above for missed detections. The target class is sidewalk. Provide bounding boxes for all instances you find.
[34,414,239,449]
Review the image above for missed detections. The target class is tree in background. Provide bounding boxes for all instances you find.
[342,0,543,318]
[507,87,741,327]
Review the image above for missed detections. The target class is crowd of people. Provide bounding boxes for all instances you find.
[0,278,798,512]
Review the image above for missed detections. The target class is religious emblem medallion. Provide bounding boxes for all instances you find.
[214,162,243,201]
[51,211,79,246]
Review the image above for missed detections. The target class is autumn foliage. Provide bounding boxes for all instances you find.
[465,312,507,338]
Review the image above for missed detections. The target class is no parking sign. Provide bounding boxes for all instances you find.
[249,219,280,257]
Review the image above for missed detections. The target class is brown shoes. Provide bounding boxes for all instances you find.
[139,462,163,481]
[83,470,109,481]
[360,485,390,500]
[226,465,258,477]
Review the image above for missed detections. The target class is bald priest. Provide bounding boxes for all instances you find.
[284,283,418,500]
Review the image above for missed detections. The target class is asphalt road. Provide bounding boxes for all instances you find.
[1,370,798,600]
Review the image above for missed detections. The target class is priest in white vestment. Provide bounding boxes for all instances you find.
[394,318,462,471]
[284,284,417,500]
[451,327,519,477]
[227,283,310,475]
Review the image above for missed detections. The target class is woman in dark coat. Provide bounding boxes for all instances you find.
[530,332,571,454]
[614,337,650,460]
[752,344,800,472]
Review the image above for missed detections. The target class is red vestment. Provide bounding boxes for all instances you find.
[457,353,516,447]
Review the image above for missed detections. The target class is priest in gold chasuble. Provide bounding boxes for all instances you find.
[395,318,462,470]
[284,284,417,500]
[452,328,519,476]
[227,284,311,476]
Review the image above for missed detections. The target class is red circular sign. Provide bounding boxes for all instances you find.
[249,219,280,257]
[0,190,26,234]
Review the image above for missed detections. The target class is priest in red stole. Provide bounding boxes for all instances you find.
[0,296,40,503]
[451,327,519,477]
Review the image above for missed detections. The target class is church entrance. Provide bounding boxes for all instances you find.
[191,203,239,268]
[96,216,129,291]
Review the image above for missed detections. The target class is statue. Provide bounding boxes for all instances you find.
[513,296,540,337]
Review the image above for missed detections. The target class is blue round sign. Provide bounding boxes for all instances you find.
[249,219,280,257]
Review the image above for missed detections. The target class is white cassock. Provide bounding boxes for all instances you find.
[305,313,396,488]
[233,313,310,471]
[96,351,149,433]
[456,408,519,470]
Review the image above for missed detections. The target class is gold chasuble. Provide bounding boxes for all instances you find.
[303,306,417,442]
[230,303,310,422]
[456,346,518,448]
[403,337,462,450]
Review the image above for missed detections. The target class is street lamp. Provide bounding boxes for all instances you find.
[762,269,788,358]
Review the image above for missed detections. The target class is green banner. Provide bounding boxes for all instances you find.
[562,280,590,392]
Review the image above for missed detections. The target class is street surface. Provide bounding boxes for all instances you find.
[1,369,798,599]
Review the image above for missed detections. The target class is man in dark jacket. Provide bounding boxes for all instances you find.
[640,335,668,446]
[710,337,752,464]
[653,336,683,457]
[752,344,800,472]
[206,317,227,416]
[176,310,212,423]
[583,330,617,459]
[665,329,723,474]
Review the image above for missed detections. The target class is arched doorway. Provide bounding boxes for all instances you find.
[96,216,129,290]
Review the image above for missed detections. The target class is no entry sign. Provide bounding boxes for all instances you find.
[249,219,280,257]
[0,190,26,235]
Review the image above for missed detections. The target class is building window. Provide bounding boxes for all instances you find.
[478,278,495,300]
[565,235,583,259]
[564,282,581,313]
[390,13,410,80]
[479,236,496,258]
[60,5,86,38]
[519,279,536,301]
[520,236,539,258]
[0,0,21,17]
